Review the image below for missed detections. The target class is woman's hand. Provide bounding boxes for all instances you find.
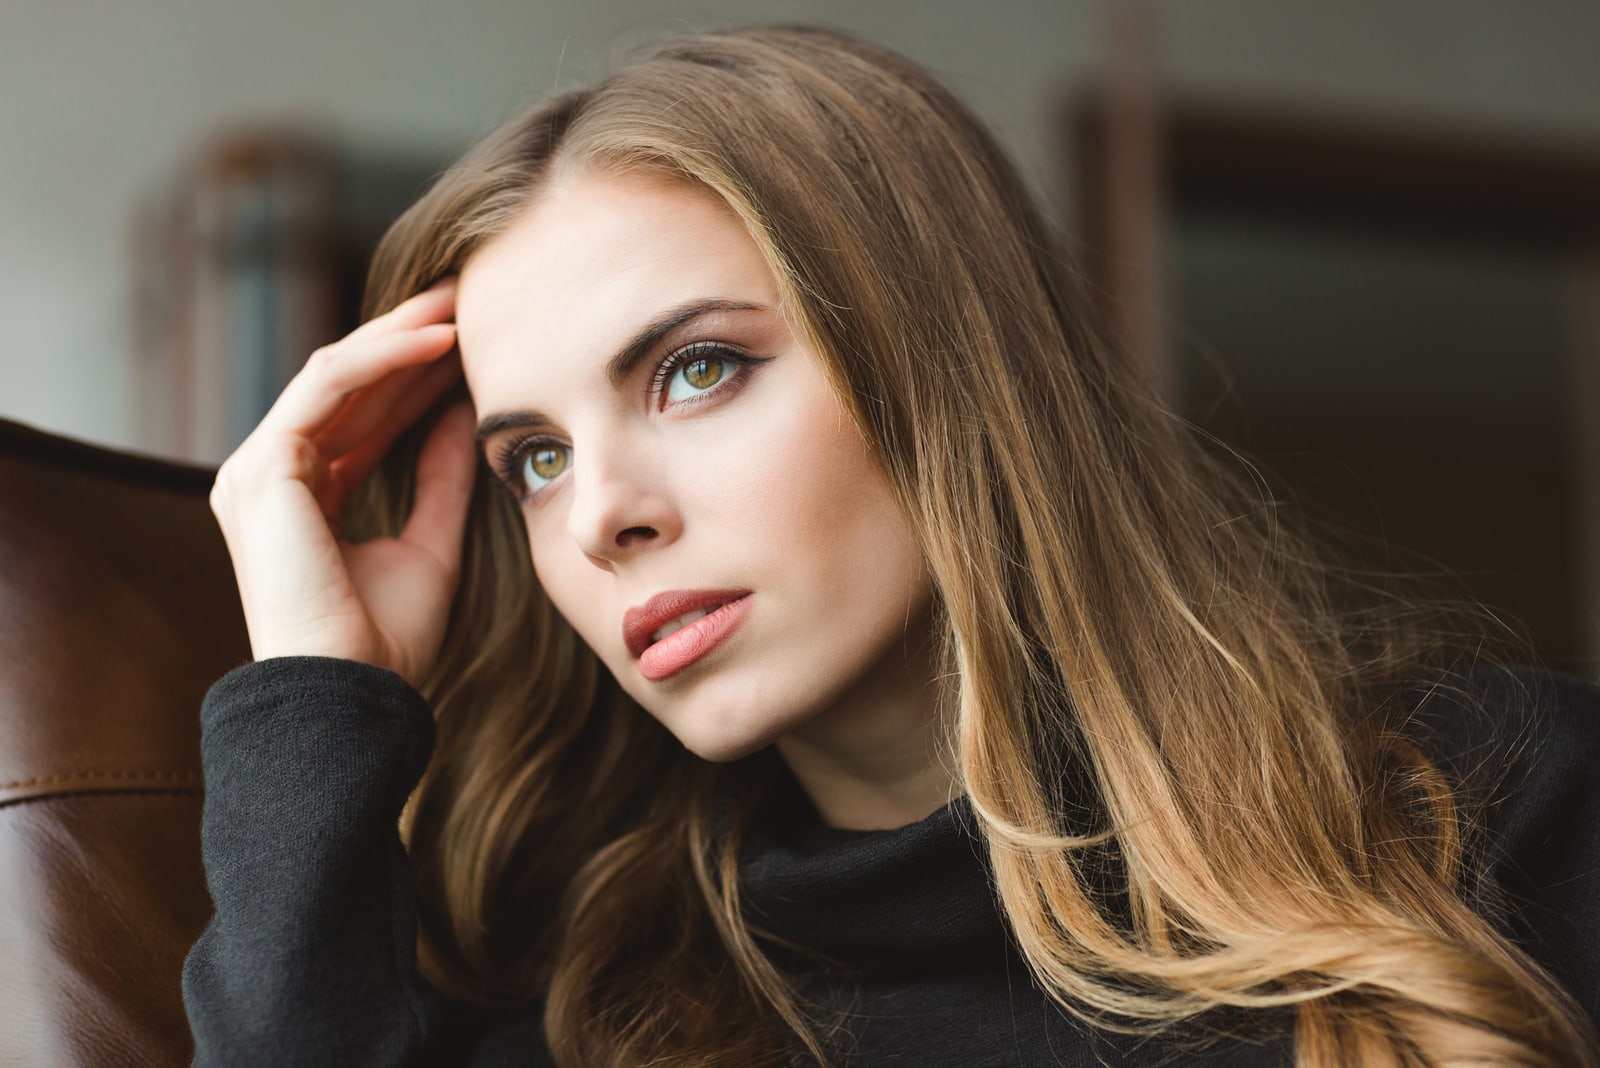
[208,278,479,690]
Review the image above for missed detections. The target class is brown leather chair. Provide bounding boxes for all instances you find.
[0,416,248,1066]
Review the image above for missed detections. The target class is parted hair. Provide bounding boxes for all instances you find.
[350,24,1599,1067]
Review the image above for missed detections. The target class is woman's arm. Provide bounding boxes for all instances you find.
[180,273,491,1064]
[182,656,450,1066]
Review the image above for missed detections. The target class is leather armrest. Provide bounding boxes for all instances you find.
[0,418,249,1066]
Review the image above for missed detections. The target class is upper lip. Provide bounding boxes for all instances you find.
[623,588,750,659]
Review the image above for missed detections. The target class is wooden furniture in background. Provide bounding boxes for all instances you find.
[1068,90,1600,672]
[132,129,449,465]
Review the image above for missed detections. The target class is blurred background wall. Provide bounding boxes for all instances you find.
[4,0,1600,666]
[6,0,1076,455]
[5,0,1598,453]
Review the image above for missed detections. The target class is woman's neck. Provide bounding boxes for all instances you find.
[772,624,960,831]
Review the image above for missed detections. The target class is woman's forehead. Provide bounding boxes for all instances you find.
[457,173,771,343]
[454,172,791,419]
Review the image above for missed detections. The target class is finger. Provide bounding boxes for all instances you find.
[315,355,466,520]
[399,402,480,578]
[318,345,463,462]
[314,361,433,464]
[256,322,457,443]
[344,277,457,342]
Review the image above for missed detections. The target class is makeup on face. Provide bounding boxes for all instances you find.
[624,589,755,681]
[455,170,933,764]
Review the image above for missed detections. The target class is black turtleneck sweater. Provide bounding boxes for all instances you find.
[181,658,1600,1065]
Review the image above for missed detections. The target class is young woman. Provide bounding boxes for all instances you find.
[185,24,1600,1067]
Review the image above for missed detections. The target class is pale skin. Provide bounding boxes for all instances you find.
[209,167,958,832]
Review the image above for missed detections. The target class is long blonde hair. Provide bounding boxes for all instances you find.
[350,24,1598,1066]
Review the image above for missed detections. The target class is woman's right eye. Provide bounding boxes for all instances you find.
[518,441,569,492]
[494,438,570,500]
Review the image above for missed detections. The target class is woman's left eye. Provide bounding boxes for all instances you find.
[662,351,732,402]
[656,344,760,405]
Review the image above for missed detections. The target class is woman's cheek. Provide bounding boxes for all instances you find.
[528,533,600,645]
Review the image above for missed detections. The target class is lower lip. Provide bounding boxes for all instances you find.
[637,596,753,682]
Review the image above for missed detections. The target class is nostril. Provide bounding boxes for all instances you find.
[618,525,658,544]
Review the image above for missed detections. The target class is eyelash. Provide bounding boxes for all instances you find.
[488,342,763,502]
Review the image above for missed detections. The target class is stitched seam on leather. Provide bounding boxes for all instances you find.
[0,786,203,810]
[0,769,202,791]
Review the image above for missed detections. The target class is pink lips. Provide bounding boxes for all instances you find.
[623,588,752,682]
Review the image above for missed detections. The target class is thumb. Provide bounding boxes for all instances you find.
[400,402,479,579]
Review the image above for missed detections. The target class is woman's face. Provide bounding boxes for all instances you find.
[456,168,933,762]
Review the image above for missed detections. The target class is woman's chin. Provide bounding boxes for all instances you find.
[643,692,796,765]
[668,716,783,765]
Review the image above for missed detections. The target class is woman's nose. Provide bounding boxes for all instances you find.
[564,439,677,565]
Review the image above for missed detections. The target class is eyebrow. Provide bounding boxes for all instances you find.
[474,297,765,445]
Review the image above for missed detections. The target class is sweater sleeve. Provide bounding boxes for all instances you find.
[181,656,451,1066]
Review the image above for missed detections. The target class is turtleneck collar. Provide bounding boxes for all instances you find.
[730,758,1014,982]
